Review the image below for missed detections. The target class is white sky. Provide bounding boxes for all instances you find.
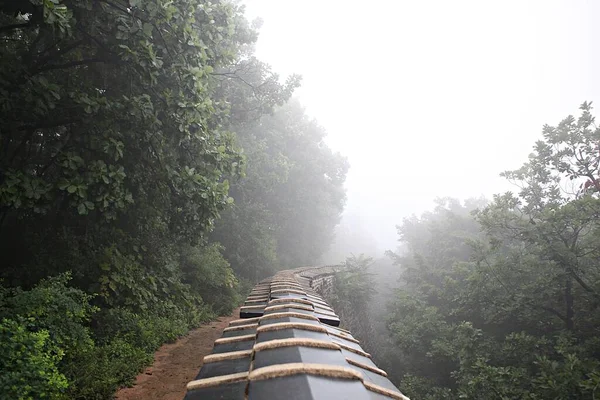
[241,0,600,253]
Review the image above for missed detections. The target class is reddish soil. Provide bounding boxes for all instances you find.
[114,308,240,400]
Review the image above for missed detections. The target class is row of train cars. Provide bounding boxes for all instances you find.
[183,266,410,400]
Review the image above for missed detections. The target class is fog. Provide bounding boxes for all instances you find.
[242,0,600,259]
[3,2,600,396]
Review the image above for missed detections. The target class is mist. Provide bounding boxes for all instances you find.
[2,1,600,398]
[243,0,600,257]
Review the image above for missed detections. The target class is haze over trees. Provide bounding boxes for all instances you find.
[2,1,600,400]
[331,104,600,399]
[0,1,346,398]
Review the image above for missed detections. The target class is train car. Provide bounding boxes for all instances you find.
[183,266,410,400]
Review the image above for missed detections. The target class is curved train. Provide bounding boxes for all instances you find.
[183,266,410,400]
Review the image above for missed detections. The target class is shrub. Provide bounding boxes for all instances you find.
[65,338,151,400]
[0,273,97,354]
[0,318,68,400]
[94,307,188,352]
[180,243,241,315]
[0,261,232,399]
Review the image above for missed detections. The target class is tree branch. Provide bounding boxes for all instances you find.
[97,0,130,15]
[532,304,567,323]
[18,118,80,132]
[34,40,85,69]
[0,22,32,34]
[33,58,118,74]
[75,26,117,57]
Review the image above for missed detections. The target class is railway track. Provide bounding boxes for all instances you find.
[183,266,410,400]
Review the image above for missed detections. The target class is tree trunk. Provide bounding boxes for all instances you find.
[565,275,574,331]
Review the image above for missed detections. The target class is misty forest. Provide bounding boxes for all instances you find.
[1,1,600,399]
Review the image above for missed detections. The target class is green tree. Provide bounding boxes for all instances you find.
[478,102,600,332]
[384,104,600,398]
[266,101,349,267]
[212,100,348,279]
[328,254,376,345]
[209,56,301,280]
[0,0,256,298]
[0,1,303,397]
[0,1,349,396]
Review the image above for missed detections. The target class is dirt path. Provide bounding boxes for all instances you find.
[115,308,240,400]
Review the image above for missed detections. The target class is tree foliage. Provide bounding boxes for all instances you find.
[328,255,376,342]
[212,100,348,280]
[385,104,600,399]
[0,0,347,397]
[0,318,68,400]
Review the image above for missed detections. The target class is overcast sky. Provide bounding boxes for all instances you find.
[241,0,600,254]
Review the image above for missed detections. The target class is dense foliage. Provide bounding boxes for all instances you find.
[212,99,348,280]
[327,255,376,347]
[323,255,408,386]
[0,0,346,398]
[384,104,600,399]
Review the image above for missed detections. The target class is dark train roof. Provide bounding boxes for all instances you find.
[184,266,410,400]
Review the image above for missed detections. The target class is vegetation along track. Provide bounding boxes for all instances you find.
[115,310,240,400]
[184,265,410,400]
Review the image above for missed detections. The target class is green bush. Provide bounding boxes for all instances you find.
[94,307,188,352]
[0,273,97,353]
[0,274,101,398]
[65,338,151,400]
[180,243,242,315]
[149,289,212,329]
[0,262,238,399]
[0,276,162,399]
[0,318,68,400]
